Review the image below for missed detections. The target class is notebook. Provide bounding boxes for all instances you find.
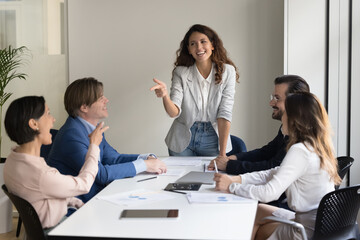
[176,171,215,185]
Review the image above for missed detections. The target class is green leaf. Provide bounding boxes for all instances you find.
[0,45,30,106]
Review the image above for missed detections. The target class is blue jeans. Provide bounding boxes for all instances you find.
[168,122,219,156]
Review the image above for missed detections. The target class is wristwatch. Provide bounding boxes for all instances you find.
[229,182,237,193]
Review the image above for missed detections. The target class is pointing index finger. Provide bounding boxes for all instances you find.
[150,84,162,91]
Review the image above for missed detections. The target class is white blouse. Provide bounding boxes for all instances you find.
[194,64,214,122]
[230,142,335,212]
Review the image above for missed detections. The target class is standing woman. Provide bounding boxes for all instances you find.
[151,24,239,157]
[214,92,341,239]
[3,96,108,230]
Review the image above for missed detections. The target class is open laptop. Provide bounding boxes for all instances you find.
[176,171,215,185]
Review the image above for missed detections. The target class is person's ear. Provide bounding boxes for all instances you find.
[28,119,39,131]
[79,104,89,113]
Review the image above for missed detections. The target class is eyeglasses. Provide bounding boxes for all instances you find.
[270,94,280,102]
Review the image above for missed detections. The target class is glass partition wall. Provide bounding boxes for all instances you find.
[0,0,67,157]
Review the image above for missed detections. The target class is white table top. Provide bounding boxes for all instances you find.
[48,157,257,240]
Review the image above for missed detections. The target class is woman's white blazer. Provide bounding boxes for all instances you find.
[165,63,236,153]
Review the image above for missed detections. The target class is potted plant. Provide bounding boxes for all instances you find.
[0,46,29,159]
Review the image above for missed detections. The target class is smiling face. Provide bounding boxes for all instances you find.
[270,83,289,120]
[81,94,109,126]
[36,104,56,145]
[187,32,214,64]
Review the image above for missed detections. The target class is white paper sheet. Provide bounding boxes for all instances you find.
[162,157,205,166]
[96,189,175,206]
[186,192,253,204]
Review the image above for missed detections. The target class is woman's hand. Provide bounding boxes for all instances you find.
[214,173,241,192]
[89,122,109,146]
[150,78,168,98]
[150,78,179,117]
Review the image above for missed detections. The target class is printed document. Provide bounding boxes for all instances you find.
[96,189,175,206]
[186,192,254,204]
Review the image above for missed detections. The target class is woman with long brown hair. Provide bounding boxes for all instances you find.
[214,92,340,239]
[151,24,239,157]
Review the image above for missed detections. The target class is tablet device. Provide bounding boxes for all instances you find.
[120,209,179,218]
[176,171,215,184]
[165,183,201,191]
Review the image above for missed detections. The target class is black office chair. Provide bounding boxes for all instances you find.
[263,184,360,240]
[336,156,354,189]
[2,185,46,240]
[14,129,58,238]
[227,135,247,156]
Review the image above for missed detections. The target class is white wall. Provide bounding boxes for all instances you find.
[67,0,284,156]
[284,0,327,102]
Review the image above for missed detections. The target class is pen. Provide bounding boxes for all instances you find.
[203,163,206,172]
[214,160,218,173]
[165,189,187,195]
[137,176,157,182]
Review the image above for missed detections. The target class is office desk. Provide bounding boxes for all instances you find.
[48,157,258,240]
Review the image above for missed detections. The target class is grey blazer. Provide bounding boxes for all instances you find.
[165,63,236,153]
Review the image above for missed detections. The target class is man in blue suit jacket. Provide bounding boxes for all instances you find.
[48,77,167,203]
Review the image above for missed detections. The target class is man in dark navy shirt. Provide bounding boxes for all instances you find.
[209,75,309,174]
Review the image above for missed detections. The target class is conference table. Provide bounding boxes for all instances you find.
[48,157,258,240]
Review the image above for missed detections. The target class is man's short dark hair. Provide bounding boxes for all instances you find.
[274,75,310,95]
[64,77,103,117]
[5,96,45,145]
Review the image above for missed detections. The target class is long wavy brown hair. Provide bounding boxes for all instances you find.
[285,92,341,185]
[173,24,239,84]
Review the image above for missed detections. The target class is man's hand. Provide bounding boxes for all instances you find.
[145,158,167,174]
[208,155,229,171]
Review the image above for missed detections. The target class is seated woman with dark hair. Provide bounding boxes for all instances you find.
[3,96,108,230]
[214,92,341,240]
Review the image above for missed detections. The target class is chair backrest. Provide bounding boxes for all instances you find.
[40,129,58,162]
[227,135,247,156]
[312,184,360,240]
[336,156,354,189]
[2,185,46,240]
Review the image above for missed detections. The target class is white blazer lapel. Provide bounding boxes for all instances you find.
[185,65,201,111]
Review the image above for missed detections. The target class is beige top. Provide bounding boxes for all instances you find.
[3,144,99,228]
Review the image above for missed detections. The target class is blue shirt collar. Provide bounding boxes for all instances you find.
[77,116,96,135]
